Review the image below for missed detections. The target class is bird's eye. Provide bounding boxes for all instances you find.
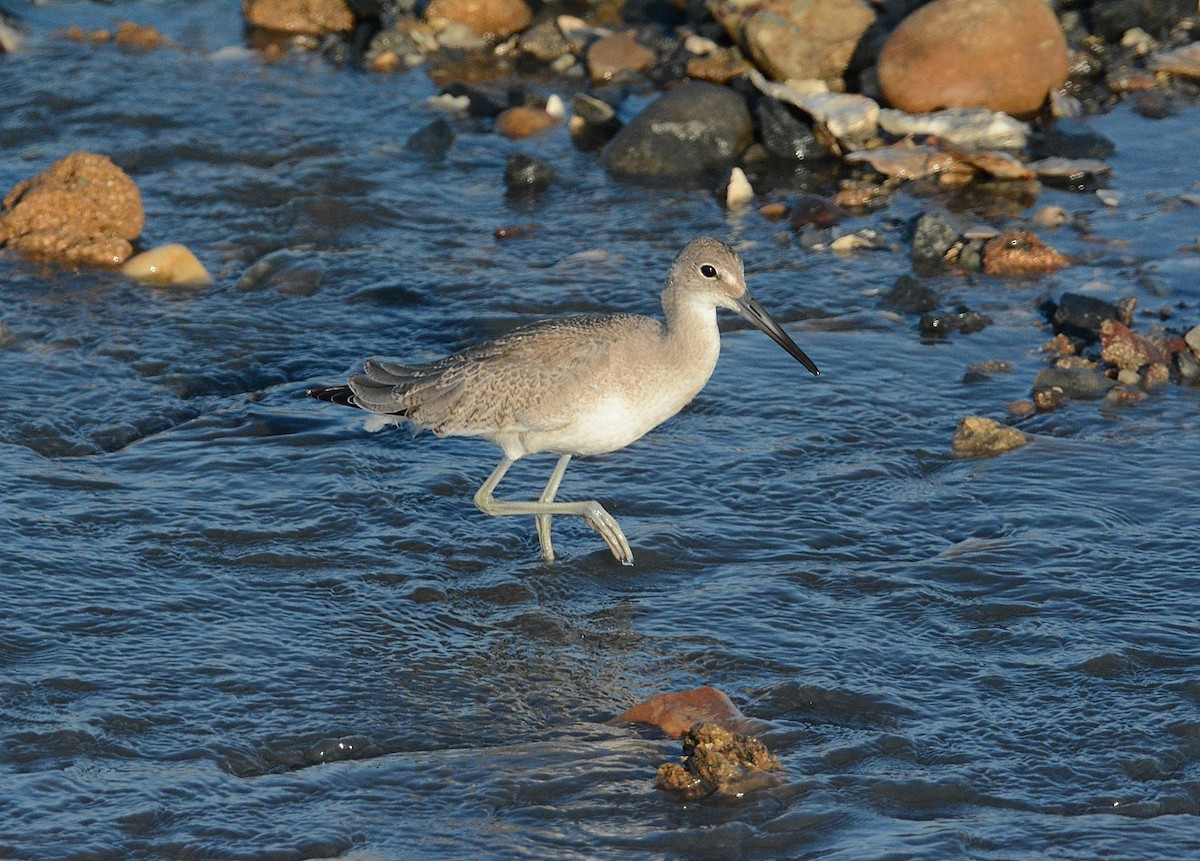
[700,264,718,278]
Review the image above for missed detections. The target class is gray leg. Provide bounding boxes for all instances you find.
[473,455,633,565]
[535,453,572,562]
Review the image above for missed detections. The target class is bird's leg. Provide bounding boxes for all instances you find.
[535,454,572,563]
[473,455,634,565]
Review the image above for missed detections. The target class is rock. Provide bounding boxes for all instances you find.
[1033,118,1116,160]
[920,306,992,336]
[424,0,531,40]
[788,195,845,230]
[877,0,1069,117]
[617,687,749,738]
[1176,349,1200,386]
[518,20,570,63]
[405,118,455,157]
[587,30,655,85]
[725,167,754,208]
[503,153,554,198]
[569,94,623,152]
[1050,293,1126,342]
[879,274,938,314]
[751,72,879,153]
[1149,42,1200,80]
[0,152,143,268]
[1033,366,1117,401]
[877,107,1030,151]
[911,211,960,270]
[121,244,212,287]
[602,81,753,185]
[982,231,1070,277]
[242,0,355,35]
[755,97,828,162]
[655,724,782,799]
[951,416,1028,456]
[114,21,165,50]
[712,0,876,90]
[1034,205,1071,229]
[1090,0,1197,42]
[686,46,753,83]
[843,143,965,181]
[1185,324,1200,355]
[494,105,557,139]
[1100,319,1163,371]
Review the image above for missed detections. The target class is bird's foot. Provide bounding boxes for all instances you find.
[582,503,634,566]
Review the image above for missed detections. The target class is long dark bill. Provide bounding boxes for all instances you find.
[734,292,820,376]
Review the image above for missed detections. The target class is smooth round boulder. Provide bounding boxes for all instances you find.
[602,81,753,185]
[877,0,1069,117]
[424,0,531,40]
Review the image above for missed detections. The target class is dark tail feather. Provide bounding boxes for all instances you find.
[307,385,359,408]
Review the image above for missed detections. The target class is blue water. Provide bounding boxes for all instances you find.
[3,2,1200,859]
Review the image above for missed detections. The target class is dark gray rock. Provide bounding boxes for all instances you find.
[570,94,623,152]
[1089,0,1197,42]
[1034,118,1116,160]
[1033,366,1117,400]
[504,153,554,198]
[911,211,960,271]
[920,306,992,336]
[602,81,753,185]
[405,118,454,158]
[1047,292,1122,341]
[1176,349,1200,386]
[879,275,938,314]
[755,97,828,163]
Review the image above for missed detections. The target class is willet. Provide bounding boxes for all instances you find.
[308,237,819,565]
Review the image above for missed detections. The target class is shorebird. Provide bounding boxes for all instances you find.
[308,238,819,565]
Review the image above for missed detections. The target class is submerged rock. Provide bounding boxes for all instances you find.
[122,244,213,287]
[655,723,782,800]
[877,0,1069,116]
[602,81,753,185]
[0,152,143,267]
[981,231,1070,277]
[618,686,749,738]
[879,274,938,313]
[1033,366,1117,403]
[243,0,355,36]
[494,105,557,139]
[503,153,554,197]
[951,415,1028,456]
[1048,292,1132,342]
[920,306,992,336]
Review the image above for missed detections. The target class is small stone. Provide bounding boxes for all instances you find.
[1100,318,1163,371]
[951,415,1028,456]
[725,167,753,209]
[1034,205,1071,229]
[503,153,554,197]
[1176,349,1200,386]
[1008,399,1036,417]
[1033,366,1117,401]
[425,0,531,40]
[1033,385,1065,411]
[121,243,212,287]
[494,105,557,139]
[587,29,655,85]
[618,687,748,739]
[655,723,782,799]
[982,231,1070,277]
[878,274,938,314]
[569,94,622,152]
[1149,42,1200,81]
[877,107,1030,150]
[405,118,455,158]
[911,211,960,270]
[788,195,844,230]
[1050,293,1123,342]
[518,19,569,63]
[114,21,165,50]
[758,202,788,221]
[1185,324,1200,355]
[242,0,354,36]
[1116,368,1141,386]
[755,97,829,163]
[369,49,402,72]
[877,0,1069,116]
[920,307,992,336]
[686,47,752,84]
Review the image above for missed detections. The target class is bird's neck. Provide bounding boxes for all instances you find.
[661,286,722,367]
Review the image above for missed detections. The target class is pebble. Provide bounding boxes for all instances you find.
[877,107,1030,151]
[586,29,655,85]
[911,211,960,270]
[877,0,1069,116]
[424,0,531,40]
[503,153,554,197]
[1032,366,1117,401]
[878,274,938,314]
[655,724,782,799]
[405,118,455,158]
[951,415,1028,456]
[755,96,829,162]
[1185,324,1200,355]
[494,105,557,139]
[1050,293,1128,342]
[568,94,622,152]
[725,167,754,209]
[1034,205,1071,229]
[121,243,212,287]
[982,231,1070,277]
[920,307,992,336]
[242,0,354,36]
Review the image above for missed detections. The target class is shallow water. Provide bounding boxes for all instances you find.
[3,2,1200,859]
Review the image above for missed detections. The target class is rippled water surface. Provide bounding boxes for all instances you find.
[4,3,1200,859]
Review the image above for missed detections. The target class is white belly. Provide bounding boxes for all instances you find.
[522,389,692,457]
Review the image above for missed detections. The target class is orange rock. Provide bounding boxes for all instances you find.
[587,30,655,85]
[425,0,531,40]
[0,152,143,268]
[494,106,557,139]
[982,231,1070,277]
[878,0,1069,117]
[616,686,747,739]
[114,21,165,50]
[242,0,354,36]
[1100,319,1165,371]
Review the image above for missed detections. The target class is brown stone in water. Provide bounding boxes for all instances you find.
[242,0,354,36]
[951,415,1028,456]
[1100,319,1165,372]
[587,30,655,85]
[686,47,752,84]
[114,21,165,50]
[878,0,1069,117]
[655,723,782,799]
[425,0,532,40]
[617,686,747,739]
[494,106,557,139]
[981,231,1070,277]
[0,152,143,268]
